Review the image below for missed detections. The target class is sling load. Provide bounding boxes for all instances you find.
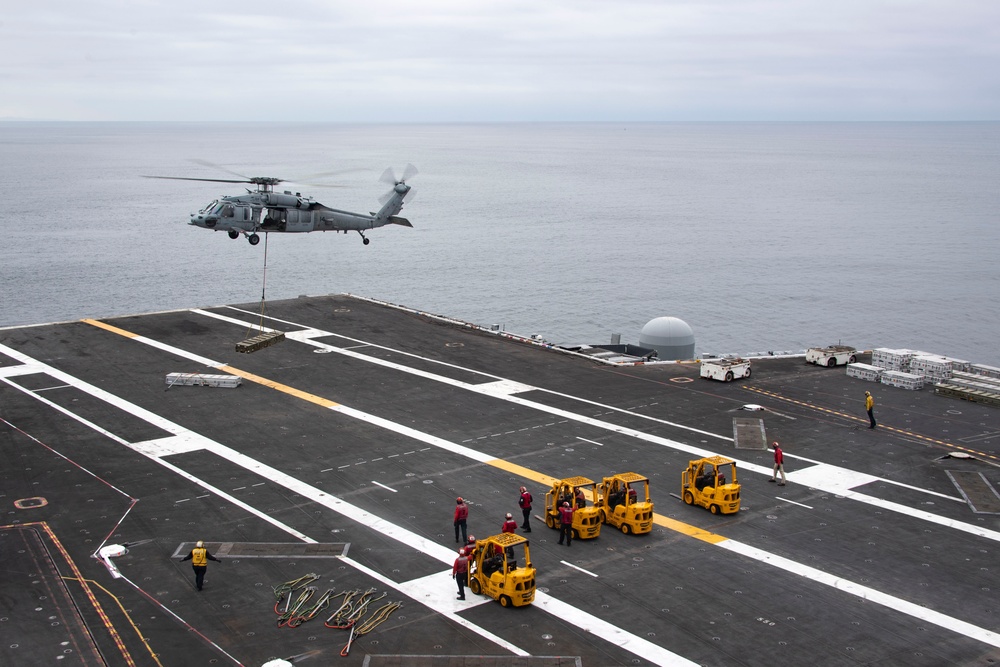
[237,232,285,353]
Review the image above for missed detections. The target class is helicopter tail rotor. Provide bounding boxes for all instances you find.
[378,164,418,205]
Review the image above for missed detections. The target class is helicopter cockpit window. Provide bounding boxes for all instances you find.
[221,204,234,217]
[200,200,219,214]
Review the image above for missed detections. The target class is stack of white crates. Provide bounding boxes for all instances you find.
[847,363,883,382]
[880,370,925,390]
[871,348,922,372]
[908,355,970,383]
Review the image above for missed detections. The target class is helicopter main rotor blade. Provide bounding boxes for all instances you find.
[189,158,256,181]
[142,175,250,184]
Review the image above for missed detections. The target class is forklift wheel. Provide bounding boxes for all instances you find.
[545,515,555,529]
[621,523,631,535]
[499,595,512,608]
[470,578,482,595]
[683,491,693,505]
[710,504,720,515]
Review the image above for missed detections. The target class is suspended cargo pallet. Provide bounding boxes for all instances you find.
[166,373,242,389]
[236,330,285,354]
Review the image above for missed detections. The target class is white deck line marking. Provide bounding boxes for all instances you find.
[37,323,1000,655]
[532,591,697,664]
[0,361,47,377]
[719,540,1000,649]
[371,481,397,492]
[775,497,813,509]
[791,463,963,503]
[1,344,694,666]
[340,557,526,655]
[576,437,604,446]
[560,561,599,577]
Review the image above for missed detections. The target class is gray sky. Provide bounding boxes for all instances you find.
[2,1,997,121]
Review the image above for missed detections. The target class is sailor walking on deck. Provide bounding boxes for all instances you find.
[865,391,877,429]
[181,540,220,591]
[518,486,533,532]
[769,442,787,486]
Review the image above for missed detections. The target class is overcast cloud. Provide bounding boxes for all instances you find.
[2,1,997,121]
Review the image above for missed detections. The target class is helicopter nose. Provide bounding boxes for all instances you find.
[190,214,217,228]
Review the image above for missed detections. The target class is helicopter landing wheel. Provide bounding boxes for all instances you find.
[248,233,260,246]
[228,230,240,240]
[363,237,370,245]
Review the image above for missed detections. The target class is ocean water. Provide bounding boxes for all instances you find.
[2,121,999,366]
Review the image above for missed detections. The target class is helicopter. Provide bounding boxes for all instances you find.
[144,162,417,245]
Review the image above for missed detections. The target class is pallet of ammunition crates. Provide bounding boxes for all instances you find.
[846,362,883,382]
[166,373,242,388]
[871,348,922,372]
[880,370,924,390]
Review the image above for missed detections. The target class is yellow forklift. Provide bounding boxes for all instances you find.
[544,476,602,539]
[681,455,741,515]
[466,533,536,608]
[594,472,654,534]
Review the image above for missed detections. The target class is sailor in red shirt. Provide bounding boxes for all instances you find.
[454,497,469,543]
[769,441,787,486]
[501,512,517,533]
[517,486,533,532]
[452,547,469,600]
[557,501,574,546]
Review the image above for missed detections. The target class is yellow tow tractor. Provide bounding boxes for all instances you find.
[544,476,602,540]
[594,472,654,535]
[466,533,536,608]
[681,455,741,515]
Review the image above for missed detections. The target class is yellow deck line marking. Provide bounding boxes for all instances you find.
[746,386,999,462]
[83,319,140,338]
[217,365,340,408]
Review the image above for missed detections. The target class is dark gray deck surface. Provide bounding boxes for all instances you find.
[2,294,999,666]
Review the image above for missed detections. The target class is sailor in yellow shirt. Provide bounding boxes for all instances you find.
[865,391,877,429]
[181,540,220,591]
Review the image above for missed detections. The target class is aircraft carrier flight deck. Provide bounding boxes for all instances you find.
[1,294,999,667]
